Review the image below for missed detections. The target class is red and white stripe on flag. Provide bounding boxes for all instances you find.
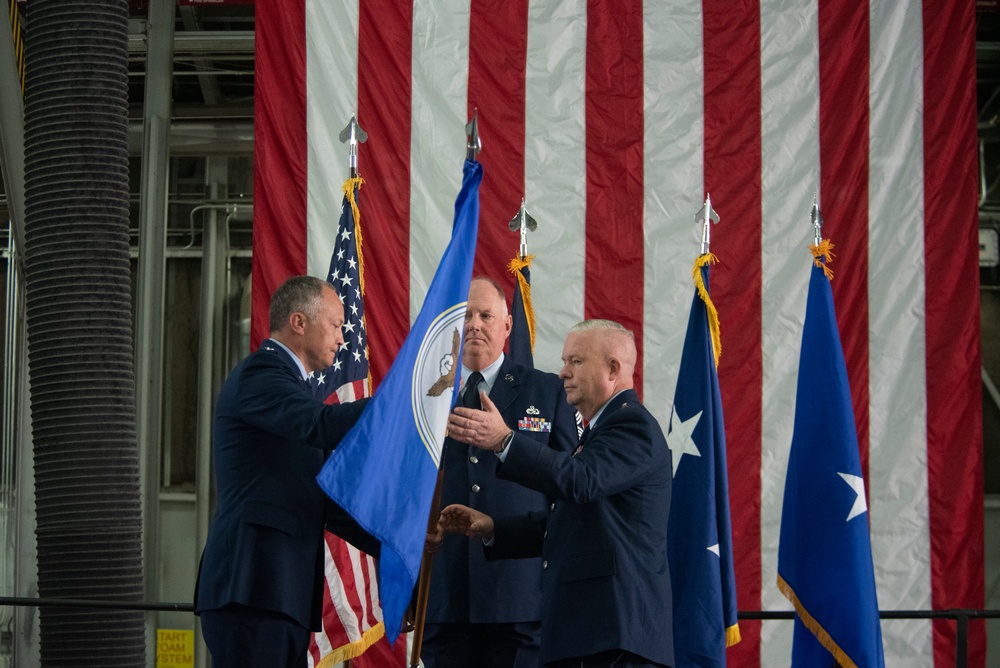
[307,534,383,667]
[253,1,984,666]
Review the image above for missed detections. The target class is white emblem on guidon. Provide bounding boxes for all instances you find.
[412,303,467,466]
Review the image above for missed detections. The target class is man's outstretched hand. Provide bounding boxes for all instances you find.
[439,504,495,541]
[447,393,511,452]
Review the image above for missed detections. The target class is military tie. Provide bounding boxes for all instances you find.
[462,371,484,410]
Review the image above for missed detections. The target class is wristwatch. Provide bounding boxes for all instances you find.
[499,430,514,452]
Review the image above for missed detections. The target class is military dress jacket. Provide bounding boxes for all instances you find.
[489,389,674,666]
[194,340,369,631]
[427,355,578,624]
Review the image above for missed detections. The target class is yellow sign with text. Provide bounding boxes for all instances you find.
[157,629,194,668]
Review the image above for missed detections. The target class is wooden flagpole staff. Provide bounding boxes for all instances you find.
[409,112,482,668]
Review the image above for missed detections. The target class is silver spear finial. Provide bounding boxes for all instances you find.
[466,109,481,160]
[508,198,538,260]
[339,115,368,178]
[695,194,720,255]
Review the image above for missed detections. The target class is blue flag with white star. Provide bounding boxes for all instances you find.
[317,159,481,643]
[666,259,740,667]
[777,256,885,667]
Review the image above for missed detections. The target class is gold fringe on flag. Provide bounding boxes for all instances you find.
[313,621,386,668]
[342,176,372,394]
[726,623,742,648]
[777,575,859,668]
[692,253,722,368]
[343,176,366,295]
[507,254,536,352]
[809,239,835,281]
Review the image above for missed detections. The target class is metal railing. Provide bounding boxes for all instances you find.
[0,598,995,667]
[740,609,1000,668]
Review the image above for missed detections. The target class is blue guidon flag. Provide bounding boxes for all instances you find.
[666,255,740,667]
[777,244,885,668]
[317,159,482,643]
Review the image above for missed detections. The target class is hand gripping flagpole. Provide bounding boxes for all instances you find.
[409,114,483,668]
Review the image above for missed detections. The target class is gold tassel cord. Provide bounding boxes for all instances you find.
[691,253,722,368]
[809,239,835,281]
[507,254,537,352]
[343,176,366,295]
[342,177,372,395]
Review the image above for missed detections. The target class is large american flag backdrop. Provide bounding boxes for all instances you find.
[251,0,984,665]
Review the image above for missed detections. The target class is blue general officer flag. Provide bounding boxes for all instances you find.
[777,246,885,668]
[317,159,482,642]
[666,256,740,667]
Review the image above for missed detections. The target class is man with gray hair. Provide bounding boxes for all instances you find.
[423,276,578,668]
[195,275,375,668]
[443,319,674,667]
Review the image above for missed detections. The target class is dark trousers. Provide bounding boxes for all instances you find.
[422,621,542,668]
[199,603,311,668]
[547,650,669,668]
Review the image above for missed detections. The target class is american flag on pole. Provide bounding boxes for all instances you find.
[252,1,984,665]
[304,180,389,668]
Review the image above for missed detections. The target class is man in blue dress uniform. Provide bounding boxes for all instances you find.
[422,277,578,668]
[442,319,675,668]
[195,276,374,668]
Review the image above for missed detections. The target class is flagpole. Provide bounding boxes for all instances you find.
[507,197,537,261]
[408,463,446,668]
[466,107,481,160]
[506,199,537,367]
[692,195,723,367]
[810,193,823,245]
[339,115,368,180]
[409,115,483,668]
[696,193,719,256]
[337,115,368,668]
